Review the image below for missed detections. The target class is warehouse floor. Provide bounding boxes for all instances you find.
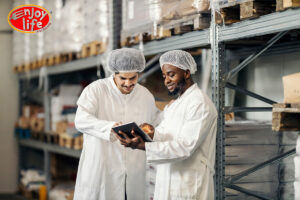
[0,194,27,200]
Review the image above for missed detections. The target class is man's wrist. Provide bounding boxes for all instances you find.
[138,142,145,151]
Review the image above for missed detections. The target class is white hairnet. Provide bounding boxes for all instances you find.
[159,50,197,74]
[107,48,146,72]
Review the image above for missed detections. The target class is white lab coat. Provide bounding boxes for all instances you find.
[73,76,160,200]
[145,84,217,200]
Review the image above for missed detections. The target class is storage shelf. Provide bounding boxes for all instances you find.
[219,8,300,42]
[19,139,81,158]
[132,29,210,56]
[17,10,300,78]
[19,56,101,79]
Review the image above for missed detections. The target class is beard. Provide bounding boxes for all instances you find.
[168,79,186,97]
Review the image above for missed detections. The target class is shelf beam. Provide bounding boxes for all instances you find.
[132,30,210,56]
[225,148,296,187]
[19,56,101,79]
[227,184,273,200]
[224,106,272,113]
[225,31,288,81]
[219,8,300,42]
[225,83,277,105]
[19,139,81,158]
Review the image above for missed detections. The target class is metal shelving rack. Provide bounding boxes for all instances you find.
[17,0,119,192]
[211,7,300,200]
[16,2,300,198]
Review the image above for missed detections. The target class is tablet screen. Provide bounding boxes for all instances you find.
[112,122,153,142]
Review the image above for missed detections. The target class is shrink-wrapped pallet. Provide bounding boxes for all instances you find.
[43,0,63,56]
[60,0,85,53]
[28,0,44,63]
[83,0,109,44]
[12,0,30,67]
[121,0,210,43]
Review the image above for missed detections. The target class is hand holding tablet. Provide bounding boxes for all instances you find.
[112,122,153,142]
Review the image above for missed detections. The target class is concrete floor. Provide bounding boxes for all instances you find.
[0,194,27,200]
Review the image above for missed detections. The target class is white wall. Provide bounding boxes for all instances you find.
[242,52,300,120]
[0,0,18,193]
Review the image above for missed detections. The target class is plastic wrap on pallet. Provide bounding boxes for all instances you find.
[12,0,31,67]
[122,0,155,38]
[12,31,28,67]
[29,0,44,63]
[60,0,85,53]
[210,0,252,11]
[160,0,209,21]
[83,0,109,44]
[122,0,210,40]
[158,0,211,31]
[43,0,63,56]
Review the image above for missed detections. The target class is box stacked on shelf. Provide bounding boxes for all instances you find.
[12,0,31,73]
[121,0,210,47]
[60,0,85,55]
[19,169,46,199]
[12,0,110,73]
[16,104,44,139]
[81,0,109,58]
[43,0,63,66]
[51,84,83,150]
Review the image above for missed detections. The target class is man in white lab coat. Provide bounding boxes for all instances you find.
[73,48,160,200]
[115,50,217,200]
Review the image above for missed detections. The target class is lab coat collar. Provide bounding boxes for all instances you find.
[108,75,137,98]
[165,83,198,110]
[177,83,198,100]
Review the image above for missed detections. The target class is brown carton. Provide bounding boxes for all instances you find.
[283,72,300,103]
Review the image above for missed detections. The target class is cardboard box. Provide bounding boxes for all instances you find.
[283,72,300,103]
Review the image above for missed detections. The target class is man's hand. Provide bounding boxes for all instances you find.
[139,123,154,140]
[112,122,122,128]
[114,130,145,150]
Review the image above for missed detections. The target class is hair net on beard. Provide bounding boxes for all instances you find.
[159,50,197,74]
[107,48,146,72]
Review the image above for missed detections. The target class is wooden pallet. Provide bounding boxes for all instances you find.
[81,41,106,58]
[24,63,31,72]
[19,183,39,200]
[240,0,276,20]
[272,103,300,131]
[61,52,79,63]
[121,32,154,47]
[58,134,83,150]
[29,117,44,133]
[171,13,211,35]
[42,54,62,66]
[216,0,276,24]
[216,4,241,24]
[31,132,59,144]
[277,0,300,10]
[121,14,210,47]
[29,59,43,70]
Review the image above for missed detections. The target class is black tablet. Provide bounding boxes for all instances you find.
[112,122,153,142]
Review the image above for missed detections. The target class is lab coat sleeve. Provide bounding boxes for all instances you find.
[152,119,169,142]
[150,98,162,127]
[145,103,216,164]
[75,84,116,142]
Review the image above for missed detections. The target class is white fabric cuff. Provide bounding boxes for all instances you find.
[153,129,165,142]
